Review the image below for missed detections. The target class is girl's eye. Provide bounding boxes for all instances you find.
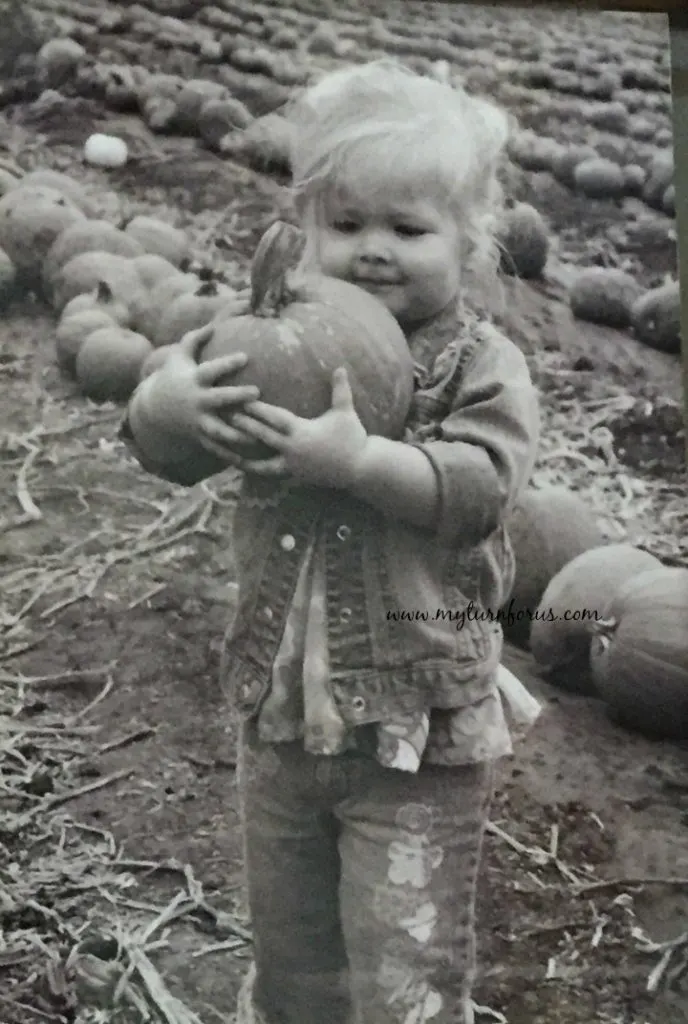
[332,219,359,233]
[395,224,427,237]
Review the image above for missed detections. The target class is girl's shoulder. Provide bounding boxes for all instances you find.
[411,303,513,393]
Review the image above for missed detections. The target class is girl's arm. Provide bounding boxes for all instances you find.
[348,328,540,548]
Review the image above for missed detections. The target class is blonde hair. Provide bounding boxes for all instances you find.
[284,59,512,305]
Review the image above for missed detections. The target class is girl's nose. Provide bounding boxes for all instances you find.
[355,233,392,267]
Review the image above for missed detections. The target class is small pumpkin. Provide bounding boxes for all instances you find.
[197,96,255,150]
[501,487,606,650]
[132,271,201,342]
[573,158,626,200]
[152,280,236,348]
[53,252,145,317]
[42,220,146,300]
[7,169,98,217]
[590,567,688,740]
[622,164,646,196]
[131,253,179,290]
[219,113,294,174]
[630,279,681,354]
[0,185,86,278]
[530,544,661,693]
[36,38,86,87]
[76,326,154,404]
[200,221,415,460]
[569,268,642,330]
[551,144,599,189]
[56,307,118,377]
[176,79,229,134]
[123,216,190,268]
[497,202,549,280]
[139,345,175,382]
[641,149,673,210]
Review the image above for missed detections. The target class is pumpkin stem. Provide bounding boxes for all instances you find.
[249,220,306,317]
[96,280,114,303]
[589,615,618,638]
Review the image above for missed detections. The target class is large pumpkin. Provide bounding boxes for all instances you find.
[199,221,415,459]
[590,567,688,740]
[501,486,606,650]
[530,543,661,693]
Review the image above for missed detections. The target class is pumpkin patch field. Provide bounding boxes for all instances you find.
[1,2,688,1022]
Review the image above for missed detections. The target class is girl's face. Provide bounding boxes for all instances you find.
[313,185,462,331]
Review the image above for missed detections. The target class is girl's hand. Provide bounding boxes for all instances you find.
[142,320,261,468]
[228,367,370,488]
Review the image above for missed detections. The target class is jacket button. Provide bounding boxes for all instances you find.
[280,533,296,551]
[339,607,352,623]
[352,696,366,712]
[336,524,351,541]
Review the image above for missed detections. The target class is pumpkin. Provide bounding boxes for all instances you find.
[662,184,675,217]
[132,272,201,342]
[199,221,415,460]
[642,149,673,210]
[590,567,688,740]
[219,113,294,174]
[123,216,190,268]
[42,220,146,300]
[197,96,254,150]
[573,158,626,200]
[551,144,599,189]
[622,164,646,196]
[56,307,118,377]
[501,486,606,649]
[36,38,86,87]
[7,169,98,217]
[139,345,174,382]
[152,281,236,348]
[137,73,184,132]
[83,134,129,169]
[530,544,661,693]
[630,280,681,354]
[569,268,642,329]
[52,252,145,318]
[176,80,230,134]
[497,202,549,279]
[0,185,86,279]
[131,253,179,290]
[75,326,154,404]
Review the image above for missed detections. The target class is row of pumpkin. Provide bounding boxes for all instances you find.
[502,486,687,742]
[0,166,243,403]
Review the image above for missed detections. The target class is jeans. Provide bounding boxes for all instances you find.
[235,718,495,1024]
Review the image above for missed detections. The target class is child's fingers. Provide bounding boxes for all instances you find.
[196,352,251,387]
[198,414,258,451]
[179,322,216,360]
[200,383,260,408]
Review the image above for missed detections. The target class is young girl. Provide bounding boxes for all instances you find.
[121,59,541,1024]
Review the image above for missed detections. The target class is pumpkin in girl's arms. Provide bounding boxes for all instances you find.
[590,566,688,741]
[199,222,415,460]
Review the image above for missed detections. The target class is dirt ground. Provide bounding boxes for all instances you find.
[1,3,687,1024]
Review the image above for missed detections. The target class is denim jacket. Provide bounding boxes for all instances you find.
[121,300,540,728]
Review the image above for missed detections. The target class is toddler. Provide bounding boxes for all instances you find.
[121,58,542,1024]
